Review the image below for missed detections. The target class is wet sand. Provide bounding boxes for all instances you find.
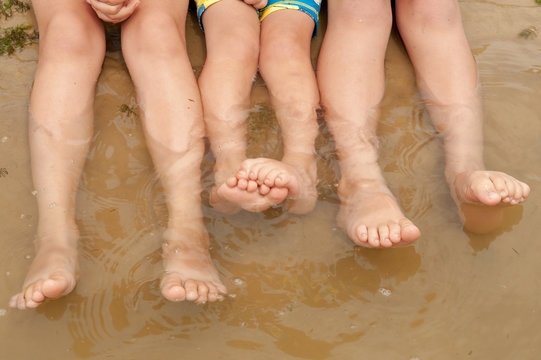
[1,1,540,359]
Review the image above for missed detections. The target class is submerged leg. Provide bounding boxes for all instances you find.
[198,0,280,213]
[396,0,530,232]
[121,1,225,303]
[242,8,320,214]
[317,0,420,247]
[9,1,105,309]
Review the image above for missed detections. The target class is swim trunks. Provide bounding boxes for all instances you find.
[195,0,222,28]
[195,0,322,37]
[259,0,321,37]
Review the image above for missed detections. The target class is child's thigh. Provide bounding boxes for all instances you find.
[120,0,191,57]
[124,0,190,30]
[260,0,319,45]
[32,0,102,35]
[261,10,315,44]
[200,0,260,39]
[199,0,260,60]
[32,0,104,58]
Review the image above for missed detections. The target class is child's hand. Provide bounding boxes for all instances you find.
[86,0,140,23]
[242,0,267,9]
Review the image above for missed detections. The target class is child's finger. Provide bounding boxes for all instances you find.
[112,0,140,21]
[253,0,268,9]
[87,0,123,16]
[91,9,115,23]
[92,8,122,24]
[92,0,140,24]
[243,0,267,9]
[96,0,126,5]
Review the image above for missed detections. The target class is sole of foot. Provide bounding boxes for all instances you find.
[236,157,318,214]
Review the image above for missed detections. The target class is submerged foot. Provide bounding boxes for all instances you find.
[233,157,318,214]
[160,229,227,304]
[451,170,530,233]
[9,244,79,310]
[337,180,420,248]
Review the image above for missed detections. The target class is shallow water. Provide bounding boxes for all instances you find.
[1,2,540,359]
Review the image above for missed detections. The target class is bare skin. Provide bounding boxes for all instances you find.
[121,0,226,302]
[318,0,529,247]
[226,155,318,214]
[318,0,420,248]
[160,228,226,304]
[217,167,290,213]
[9,0,106,309]
[396,0,531,233]
[198,0,260,214]
[337,179,420,248]
[449,170,530,233]
[199,1,319,215]
[452,171,529,206]
[9,227,79,309]
[12,0,225,309]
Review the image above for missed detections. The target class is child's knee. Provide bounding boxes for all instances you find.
[227,38,259,66]
[42,14,105,62]
[259,36,304,74]
[398,0,461,28]
[331,0,392,29]
[122,13,186,59]
[205,26,259,66]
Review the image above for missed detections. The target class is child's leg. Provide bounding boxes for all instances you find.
[238,7,319,214]
[317,0,421,247]
[395,0,530,232]
[9,1,105,309]
[120,0,226,304]
[197,0,283,213]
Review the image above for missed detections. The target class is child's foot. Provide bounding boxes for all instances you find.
[160,229,227,304]
[336,180,421,248]
[233,157,318,214]
[9,242,79,310]
[214,174,289,213]
[450,170,530,233]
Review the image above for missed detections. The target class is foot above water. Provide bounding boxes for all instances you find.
[213,173,289,213]
[452,170,530,206]
[231,157,317,214]
[337,181,420,248]
[451,170,530,233]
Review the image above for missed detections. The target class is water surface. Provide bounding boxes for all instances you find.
[1,2,540,359]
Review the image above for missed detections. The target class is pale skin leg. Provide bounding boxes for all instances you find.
[121,0,226,304]
[395,0,530,233]
[198,0,288,213]
[9,1,105,309]
[317,0,421,248]
[234,9,320,214]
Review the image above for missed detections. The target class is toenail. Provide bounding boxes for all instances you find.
[488,192,498,199]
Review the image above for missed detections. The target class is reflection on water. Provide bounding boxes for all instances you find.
[1,2,541,360]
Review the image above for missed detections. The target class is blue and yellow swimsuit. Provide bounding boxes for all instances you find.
[195,0,322,37]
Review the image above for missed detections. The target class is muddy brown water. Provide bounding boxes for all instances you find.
[1,2,540,359]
